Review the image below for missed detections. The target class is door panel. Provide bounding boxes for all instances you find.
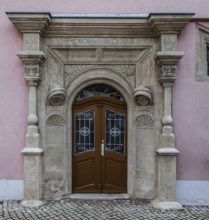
[72,97,127,193]
[102,106,127,192]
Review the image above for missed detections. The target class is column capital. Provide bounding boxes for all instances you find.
[155,51,184,83]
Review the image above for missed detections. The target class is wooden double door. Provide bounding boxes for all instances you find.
[72,97,127,193]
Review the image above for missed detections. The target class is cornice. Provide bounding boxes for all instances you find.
[6,12,194,38]
[6,12,51,35]
[17,51,46,65]
[149,13,194,35]
[155,51,184,65]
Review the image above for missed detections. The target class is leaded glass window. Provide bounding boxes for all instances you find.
[105,110,125,155]
[74,109,95,155]
[75,84,124,101]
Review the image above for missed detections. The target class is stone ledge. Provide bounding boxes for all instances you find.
[156,147,180,155]
[155,51,184,65]
[21,147,44,156]
[17,51,46,65]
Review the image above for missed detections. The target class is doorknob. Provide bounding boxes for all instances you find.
[101,140,104,156]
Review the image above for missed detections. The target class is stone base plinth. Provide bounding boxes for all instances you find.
[151,199,183,210]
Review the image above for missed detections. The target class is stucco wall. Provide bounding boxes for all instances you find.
[0,0,209,201]
[175,22,209,180]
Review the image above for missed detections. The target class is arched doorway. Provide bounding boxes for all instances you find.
[72,84,127,193]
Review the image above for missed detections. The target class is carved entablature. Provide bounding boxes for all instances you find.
[64,64,136,88]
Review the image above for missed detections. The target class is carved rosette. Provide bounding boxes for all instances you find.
[133,85,152,106]
[47,85,66,106]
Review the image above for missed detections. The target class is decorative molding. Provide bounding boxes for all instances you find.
[25,125,40,147]
[52,48,97,61]
[47,85,66,106]
[46,114,65,126]
[133,85,152,106]
[149,13,194,35]
[195,24,209,82]
[136,115,154,127]
[155,51,183,83]
[64,64,136,88]
[24,65,40,78]
[17,51,46,65]
[7,12,51,35]
[160,65,177,77]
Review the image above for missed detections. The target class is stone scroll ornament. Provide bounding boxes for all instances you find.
[133,85,152,106]
[47,85,66,106]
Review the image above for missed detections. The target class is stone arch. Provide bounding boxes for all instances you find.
[65,68,136,195]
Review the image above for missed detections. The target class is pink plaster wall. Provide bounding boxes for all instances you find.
[175,22,209,180]
[0,0,209,180]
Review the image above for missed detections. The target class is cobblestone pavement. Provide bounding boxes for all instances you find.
[0,199,209,220]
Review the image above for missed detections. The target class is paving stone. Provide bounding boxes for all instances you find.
[0,199,209,219]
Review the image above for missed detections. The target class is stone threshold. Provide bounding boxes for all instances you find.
[69,193,129,200]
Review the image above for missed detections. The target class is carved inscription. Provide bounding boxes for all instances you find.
[64,64,136,88]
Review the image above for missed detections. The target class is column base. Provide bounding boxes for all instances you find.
[151,199,183,210]
[21,200,44,207]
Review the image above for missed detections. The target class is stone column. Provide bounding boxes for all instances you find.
[18,52,45,205]
[153,53,183,210]
[149,14,193,209]
[7,13,51,206]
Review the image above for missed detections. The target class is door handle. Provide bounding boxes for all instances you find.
[101,140,104,156]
